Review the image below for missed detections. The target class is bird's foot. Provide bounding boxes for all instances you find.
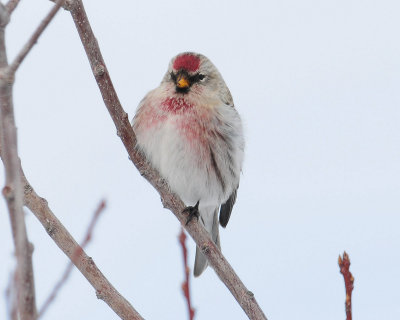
[182,201,200,225]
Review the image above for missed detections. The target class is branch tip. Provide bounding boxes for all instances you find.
[179,228,195,320]
[338,251,354,320]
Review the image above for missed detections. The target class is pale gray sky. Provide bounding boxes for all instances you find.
[1,1,400,319]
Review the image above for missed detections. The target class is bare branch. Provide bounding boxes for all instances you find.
[37,200,106,319]
[0,141,144,320]
[65,1,267,319]
[338,252,354,320]
[8,0,65,75]
[0,5,37,320]
[5,0,20,15]
[49,0,72,11]
[179,228,195,320]
[1,2,143,318]
[0,4,10,66]
[76,200,106,252]
[21,171,144,320]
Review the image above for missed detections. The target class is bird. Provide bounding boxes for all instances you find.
[132,52,244,276]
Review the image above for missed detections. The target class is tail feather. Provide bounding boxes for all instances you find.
[194,206,220,277]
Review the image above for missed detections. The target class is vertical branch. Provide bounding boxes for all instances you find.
[0,4,9,67]
[338,251,354,320]
[0,5,37,320]
[0,1,143,320]
[1,1,65,318]
[179,228,195,320]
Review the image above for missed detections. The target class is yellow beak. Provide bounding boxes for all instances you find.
[176,74,190,89]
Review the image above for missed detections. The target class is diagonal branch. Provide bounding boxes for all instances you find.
[37,200,106,319]
[8,0,65,75]
[5,0,20,15]
[0,4,37,320]
[65,1,267,319]
[21,170,145,320]
[0,2,144,319]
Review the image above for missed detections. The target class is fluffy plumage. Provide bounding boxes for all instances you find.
[132,52,244,276]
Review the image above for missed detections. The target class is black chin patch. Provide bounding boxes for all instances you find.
[176,86,190,94]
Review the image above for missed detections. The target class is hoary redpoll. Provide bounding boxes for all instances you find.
[132,52,244,276]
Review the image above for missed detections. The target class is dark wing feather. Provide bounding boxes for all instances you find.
[219,188,238,228]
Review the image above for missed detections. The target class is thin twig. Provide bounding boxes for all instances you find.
[37,200,106,319]
[8,0,65,75]
[0,1,143,318]
[21,170,144,320]
[5,0,20,15]
[74,200,106,256]
[0,1,143,319]
[0,5,37,320]
[65,1,267,319]
[179,228,195,320]
[338,251,354,320]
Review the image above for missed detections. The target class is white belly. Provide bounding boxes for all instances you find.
[133,91,244,208]
[135,116,225,207]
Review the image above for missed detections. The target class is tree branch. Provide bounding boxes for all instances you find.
[37,200,106,319]
[0,4,37,320]
[338,251,354,320]
[0,4,10,66]
[65,1,267,319]
[8,0,65,75]
[179,228,195,320]
[21,170,145,320]
[0,2,144,318]
[5,0,20,15]
[0,150,145,320]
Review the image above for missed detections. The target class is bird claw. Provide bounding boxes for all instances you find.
[183,201,200,225]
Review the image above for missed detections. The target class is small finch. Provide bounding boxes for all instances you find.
[132,52,244,276]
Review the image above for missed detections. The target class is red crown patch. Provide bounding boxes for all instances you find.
[173,54,200,72]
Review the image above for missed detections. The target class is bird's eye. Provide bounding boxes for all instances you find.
[198,74,206,81]
[170,72,177,82]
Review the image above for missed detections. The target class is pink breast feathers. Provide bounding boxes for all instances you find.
[173,54,200,72]
[162,97,194,113]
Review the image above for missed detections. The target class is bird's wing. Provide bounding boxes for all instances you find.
[219,187,238,228]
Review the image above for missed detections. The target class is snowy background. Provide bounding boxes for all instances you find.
[1,0,400,319]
